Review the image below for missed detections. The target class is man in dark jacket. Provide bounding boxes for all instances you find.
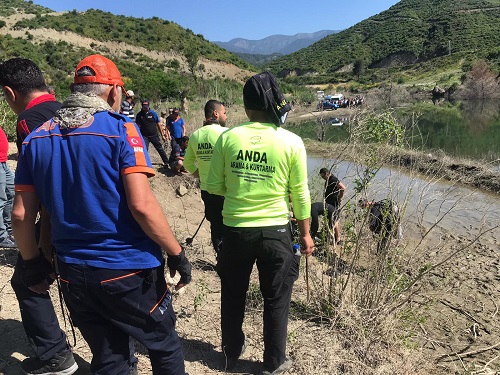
[135,100,169,166]
[358,198,403,253]
[319,167,346,245]
[0,57,77,375]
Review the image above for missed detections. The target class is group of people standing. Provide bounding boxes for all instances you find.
[0,53,402,375]
[121,93,189,174]
[0,54,314,375]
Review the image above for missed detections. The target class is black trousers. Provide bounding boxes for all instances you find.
[11,254,68,361]
[200,190,224,253]
[142,134,169,164]
[310,202,337,238]
[57,260,186,375]
[217,224,300,372]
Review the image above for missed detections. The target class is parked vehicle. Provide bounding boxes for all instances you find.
[329,93,344,102]
[329,117,344,126]
[317,100,338,111]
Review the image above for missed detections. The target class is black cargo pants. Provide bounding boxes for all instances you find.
[217,224,300,372]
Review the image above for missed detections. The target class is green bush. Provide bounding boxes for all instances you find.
[167,59,180,70]
[0,100,18,141]
[365,112,404,146]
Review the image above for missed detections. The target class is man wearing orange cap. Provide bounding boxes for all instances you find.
[12,54,191,375]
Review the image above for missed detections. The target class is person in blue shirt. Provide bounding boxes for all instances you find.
[0,57,77,375]
[12,54,191,375]
[167,108,186,145]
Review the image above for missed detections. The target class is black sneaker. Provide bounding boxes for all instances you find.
[21,349,78,375]
[262,358,293,375]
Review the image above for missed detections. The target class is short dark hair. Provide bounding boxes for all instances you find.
[319,167,329,175]
[180,136,189,143]
[0,58,47,94]
[204,99,223,119]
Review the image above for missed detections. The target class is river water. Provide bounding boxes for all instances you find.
[396,99,500,163]
[308,157,500,245]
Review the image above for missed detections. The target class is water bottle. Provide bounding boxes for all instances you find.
[293,243,301,256]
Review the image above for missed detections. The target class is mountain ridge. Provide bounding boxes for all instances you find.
[214,30,338,55]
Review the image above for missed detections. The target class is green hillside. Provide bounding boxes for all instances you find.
[0,32,245,104]
[13,8,250,70]
[265,0,500,76]
[0,0,50,16]
[0,0,256,110]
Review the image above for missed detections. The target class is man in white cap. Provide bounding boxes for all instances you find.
[120,89,135,120]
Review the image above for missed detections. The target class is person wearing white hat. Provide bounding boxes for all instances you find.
[120,89,135,120]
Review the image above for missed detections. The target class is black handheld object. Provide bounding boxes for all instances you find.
[185,216,206,245]
[167,247,192,285]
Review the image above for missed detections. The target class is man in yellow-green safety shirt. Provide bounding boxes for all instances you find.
[184,100,228,254]
[206,72,314,374]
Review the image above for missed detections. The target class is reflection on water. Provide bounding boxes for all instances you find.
[287,99,499,163]
[308,157,500,244]
[397,99,499,162]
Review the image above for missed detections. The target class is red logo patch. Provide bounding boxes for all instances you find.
[127,136,144,147]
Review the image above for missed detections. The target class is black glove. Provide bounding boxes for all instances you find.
[167,247,192,286]
[22,253,53,287]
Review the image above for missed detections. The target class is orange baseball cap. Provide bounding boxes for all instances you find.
[73,54,126,93]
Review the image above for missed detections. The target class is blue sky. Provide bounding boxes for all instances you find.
[32,0,400,42]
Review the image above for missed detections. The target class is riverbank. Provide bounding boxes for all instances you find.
[304,140,500,195]
[284,99,499,195]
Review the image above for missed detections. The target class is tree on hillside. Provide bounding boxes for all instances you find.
[353,59,365,80]
[459,60,500,99]
[135,70,181,101]
[184,47,200,79]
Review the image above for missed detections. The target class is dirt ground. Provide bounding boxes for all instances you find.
[1,133,499,374]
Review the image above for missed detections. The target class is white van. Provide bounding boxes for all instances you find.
[330,93,344,102]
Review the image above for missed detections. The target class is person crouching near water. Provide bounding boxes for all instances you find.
[358,197,402,253]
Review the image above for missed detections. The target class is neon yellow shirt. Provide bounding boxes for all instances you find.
[206,122,311,227]
[184,124,228,190]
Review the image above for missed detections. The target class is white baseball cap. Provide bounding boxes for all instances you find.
[126,90,135,97]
